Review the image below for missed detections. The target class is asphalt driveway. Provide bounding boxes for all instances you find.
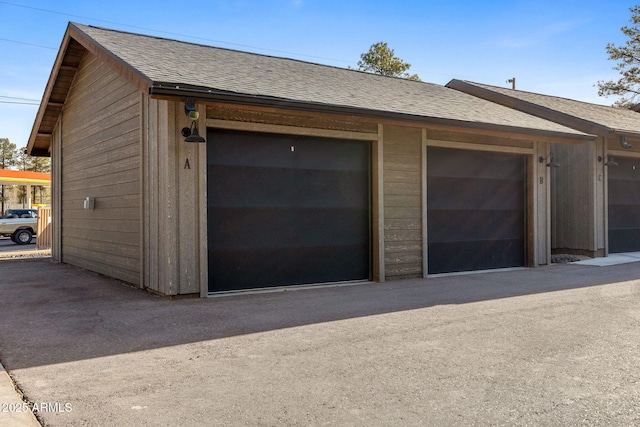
[0,258,639,426]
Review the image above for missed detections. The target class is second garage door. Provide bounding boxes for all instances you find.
[427,147,527,274]
[207,129,371,293]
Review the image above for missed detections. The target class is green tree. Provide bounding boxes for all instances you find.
[357,42,420,81]
[26,149,51,205]
[0,138,17,213]
[597,5,640,108]
[26,151,50,173]
[15,147,29,171]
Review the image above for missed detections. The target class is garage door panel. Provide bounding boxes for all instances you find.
[209,207,369,249]
[608,205,640,229]
[207,129,371,292]
[427,177,524,210]
[208,131,369,171]
[427,150,524,180]
[609,229,640,253]
[428,240,525,274]
[209,166,369,209]
[427,209,525,242]
[609,182,640,205]
[209,244,370,290]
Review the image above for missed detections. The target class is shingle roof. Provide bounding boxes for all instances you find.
[447,80,640,137]
[29,23,593,155]
[77,24,594,136]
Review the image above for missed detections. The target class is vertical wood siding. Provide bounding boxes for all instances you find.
[60,52,141,284]
[550,142,595,253]
[143,99,206,296]
[51,119,63,261]
[383,125,423,279]
[142,97,163,293]
[535,142,549,265]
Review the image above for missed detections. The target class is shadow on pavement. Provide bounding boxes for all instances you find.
[1,258,638,370]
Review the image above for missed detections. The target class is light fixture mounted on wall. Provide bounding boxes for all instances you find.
[538,153,560,168]
[181,98,206,143]
[598,155,619,167]
[620,136,632,149]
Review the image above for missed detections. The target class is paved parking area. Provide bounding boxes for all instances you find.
[0,259,639,426]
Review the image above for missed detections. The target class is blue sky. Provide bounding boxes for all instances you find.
[0,0,636,150]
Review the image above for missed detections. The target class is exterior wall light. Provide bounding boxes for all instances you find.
[620,136,632,149]
[538,153,560,168]
[598,155,619,167]
[182,98,206,143]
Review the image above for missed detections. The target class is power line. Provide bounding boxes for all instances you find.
[0,100,39,105]
[0,95,41,105]
[0,37,56,50]
[0,1,353,64]
[0,1,471,83]
[0,95,40,102]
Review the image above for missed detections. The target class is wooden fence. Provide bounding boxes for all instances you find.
[36,207,52,249]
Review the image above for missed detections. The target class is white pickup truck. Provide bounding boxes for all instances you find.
[0,209,38,245]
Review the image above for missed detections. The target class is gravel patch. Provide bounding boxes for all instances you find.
[0,250,51,260]
[551,253,591,264]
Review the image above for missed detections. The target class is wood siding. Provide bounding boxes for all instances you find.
[550,141,597,254]
[383,125,423,279]
[36,207,53,249]
[206,104,379,134]
[60,51,141,284]
[142,99,207,296]
[51,118,63,261]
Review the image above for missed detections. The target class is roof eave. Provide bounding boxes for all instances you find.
[608,129,640,139]
[27,23,155,157]
[149,84,594,144]
[67,23,153,93]
[26,27,74,157]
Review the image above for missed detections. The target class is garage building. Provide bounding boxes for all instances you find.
[28,23,593,296]
[447,79,640,257]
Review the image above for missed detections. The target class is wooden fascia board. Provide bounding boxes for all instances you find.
[608,129,640,139]
[197,101,587,143]
[446,80,610,137]
[150,88,593,145]
[68,23,153,94]
[27,23,154,156]
[26,27,75,155]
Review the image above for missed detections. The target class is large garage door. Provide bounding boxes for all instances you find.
[207,129,371,292]
[427,147,526,274]
[608,156,640,253]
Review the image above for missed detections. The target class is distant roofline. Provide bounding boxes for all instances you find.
[446,79,640,138]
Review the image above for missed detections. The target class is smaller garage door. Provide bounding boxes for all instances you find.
[427,147,526,274]
[608,156,640,253]
[207,129,371,292]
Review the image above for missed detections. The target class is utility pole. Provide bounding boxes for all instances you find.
[507,77,516,90]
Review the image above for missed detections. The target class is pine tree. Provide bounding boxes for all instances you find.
[598,5,640,107]
[357,42,420,81]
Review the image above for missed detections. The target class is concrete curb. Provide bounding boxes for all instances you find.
[0,361,41,427]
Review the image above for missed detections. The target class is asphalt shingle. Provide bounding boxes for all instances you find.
[74,23,589,137]
[448,80,640,135]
